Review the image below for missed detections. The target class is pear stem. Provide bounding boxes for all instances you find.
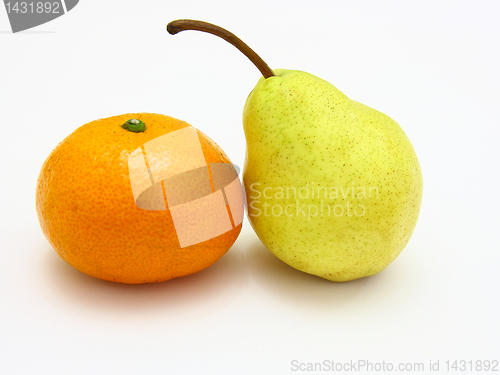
[167,19,274,79]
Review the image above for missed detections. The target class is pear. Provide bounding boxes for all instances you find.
[168,20,423,281]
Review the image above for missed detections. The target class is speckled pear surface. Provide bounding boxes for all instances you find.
[243,69,423,282]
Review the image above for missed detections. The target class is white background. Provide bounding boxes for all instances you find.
[1,0,499,374]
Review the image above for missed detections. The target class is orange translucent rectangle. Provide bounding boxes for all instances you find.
[224,177,244,226]
[169,191,233,248]
[143,126,207,183]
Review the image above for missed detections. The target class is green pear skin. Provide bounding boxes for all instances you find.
[243,69,423,282]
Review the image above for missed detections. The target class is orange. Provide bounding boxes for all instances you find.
[36,113,243,284]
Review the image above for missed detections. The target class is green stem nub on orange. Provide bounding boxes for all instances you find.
[121,119,146,132]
